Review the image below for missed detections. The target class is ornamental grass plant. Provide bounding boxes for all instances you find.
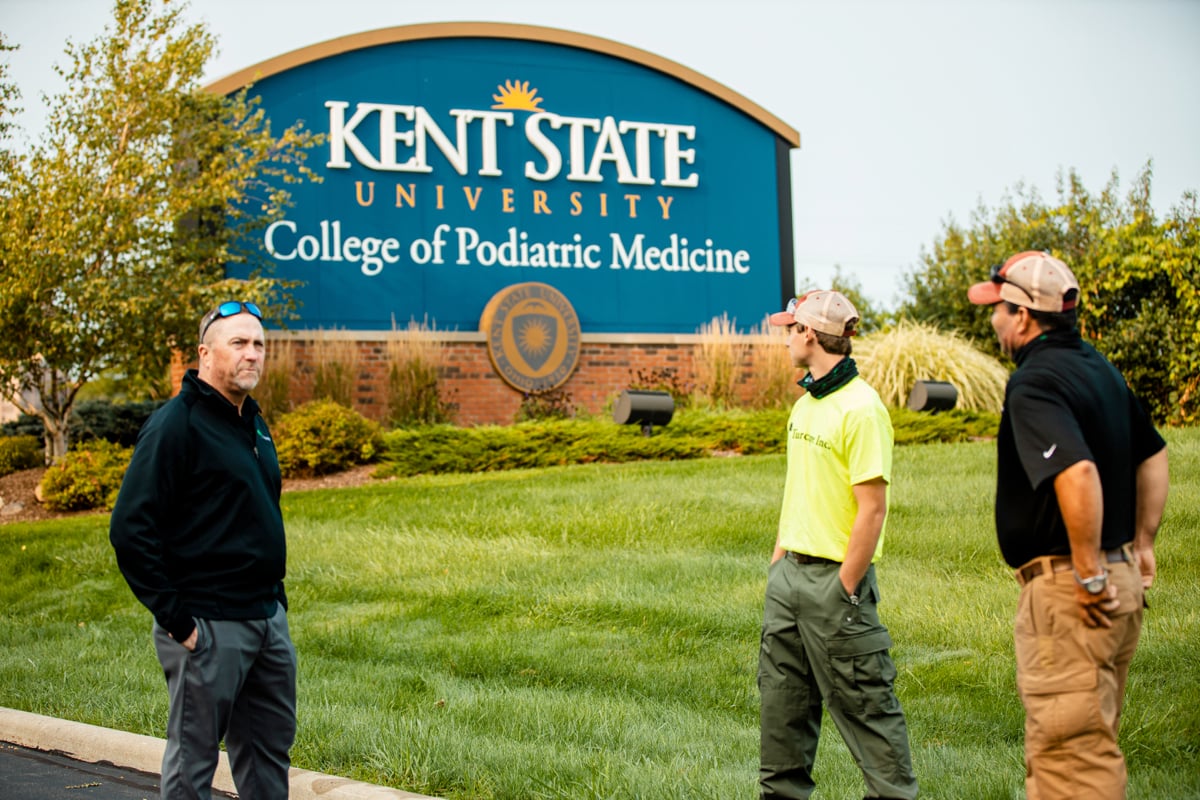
[742,321,801,411]
[856,320,1009,412]
[257,336,298,422]
[385,318,456,427]
[2,429,1197,799]
[311,331,361,409]
[693,313,751,408]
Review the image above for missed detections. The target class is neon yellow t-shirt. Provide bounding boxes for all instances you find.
[776,376,893,561]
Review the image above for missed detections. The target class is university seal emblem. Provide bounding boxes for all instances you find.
[480,282,581,393]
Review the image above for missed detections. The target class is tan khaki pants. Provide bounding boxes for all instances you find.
[1014,557,1142,800]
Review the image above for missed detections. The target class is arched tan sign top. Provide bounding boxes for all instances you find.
[205,21,800,147]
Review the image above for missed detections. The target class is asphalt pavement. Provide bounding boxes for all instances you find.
[0,707,440,800]
[0,740,224,800]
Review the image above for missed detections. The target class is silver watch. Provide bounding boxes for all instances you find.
[1074,570,1108,595]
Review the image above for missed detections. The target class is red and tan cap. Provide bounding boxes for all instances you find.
[768,290,859,337]
[967,251,1080,312]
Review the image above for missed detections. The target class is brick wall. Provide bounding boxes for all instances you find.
[173,331,789,425]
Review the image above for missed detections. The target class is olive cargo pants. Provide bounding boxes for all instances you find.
[759,557,917,799]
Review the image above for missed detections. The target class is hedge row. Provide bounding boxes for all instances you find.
[19,403,1000,512]
[374,407,1000,478]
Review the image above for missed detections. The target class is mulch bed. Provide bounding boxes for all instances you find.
[0,465,381,527]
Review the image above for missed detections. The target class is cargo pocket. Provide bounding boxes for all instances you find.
[1014,580,1099,695]
[827,628,899,717]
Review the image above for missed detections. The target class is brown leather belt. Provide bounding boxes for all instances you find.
[1015,546,1133,586]
[787,551,840,566]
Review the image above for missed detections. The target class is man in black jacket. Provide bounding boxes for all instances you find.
[111,301,295,800]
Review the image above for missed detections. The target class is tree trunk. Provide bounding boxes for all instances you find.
[11,370,75,464]
[41,412,70,464]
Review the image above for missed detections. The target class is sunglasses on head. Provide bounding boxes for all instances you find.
[200,301,263,342]
[988,263,1036,304]
[783,297,809,333]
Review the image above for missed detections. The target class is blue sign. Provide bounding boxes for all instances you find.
[212,24,799,334]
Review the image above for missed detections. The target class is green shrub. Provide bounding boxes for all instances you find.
[37,440,132,512]
[375,407,999,478]
[71,399,167,445]
[1,400,165,446]
[0,414,43,439]
[273,400,383,478]
[662,408,789,455]
[889,407,1000,445]
[378,419,708,478]
[0,435,43,476]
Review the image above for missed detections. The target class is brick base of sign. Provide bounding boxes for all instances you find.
[172,332,788,426]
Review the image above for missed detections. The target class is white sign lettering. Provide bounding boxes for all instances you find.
[263,220,749,276]
[325,101,699,187]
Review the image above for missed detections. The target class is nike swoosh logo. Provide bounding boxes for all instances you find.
[1043,444,1057,459]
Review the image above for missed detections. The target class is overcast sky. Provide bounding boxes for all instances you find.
[3,0,1198,305]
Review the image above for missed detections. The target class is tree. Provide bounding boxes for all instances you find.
[0,0,321,461]
[897,164,1199,425]
[0,33,19,151]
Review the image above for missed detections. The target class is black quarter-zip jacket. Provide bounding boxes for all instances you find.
[110,370,287,642]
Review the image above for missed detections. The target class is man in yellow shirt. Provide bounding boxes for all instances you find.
[758,291,917,800]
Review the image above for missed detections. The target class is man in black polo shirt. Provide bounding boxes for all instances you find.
[968,251,1169,800]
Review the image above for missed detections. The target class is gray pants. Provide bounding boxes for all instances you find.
[153,604,297,800]
[759,558,917,799]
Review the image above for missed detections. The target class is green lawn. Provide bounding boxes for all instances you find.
[2,428,1197,799]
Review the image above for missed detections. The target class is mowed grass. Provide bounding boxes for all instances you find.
[1,428,1198,799]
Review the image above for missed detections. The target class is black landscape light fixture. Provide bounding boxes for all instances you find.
[613,389,674,436]
[907,380,958,412]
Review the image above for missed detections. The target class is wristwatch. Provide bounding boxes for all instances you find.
[1074,570,1108,595]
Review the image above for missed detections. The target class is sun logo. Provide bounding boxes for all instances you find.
[517,317,552,357]
[492,79,546,112]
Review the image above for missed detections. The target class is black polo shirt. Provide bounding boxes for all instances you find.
[994,329,1165,568]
